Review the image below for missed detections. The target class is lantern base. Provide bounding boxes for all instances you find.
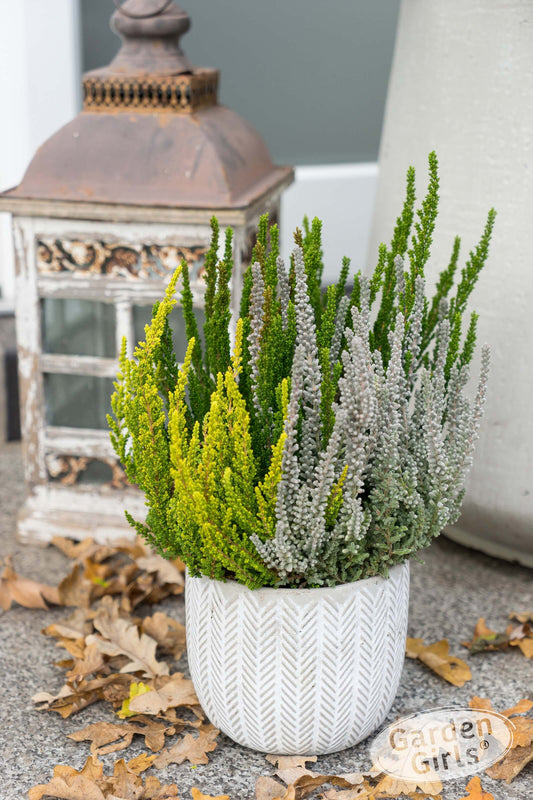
[17,484,146,545]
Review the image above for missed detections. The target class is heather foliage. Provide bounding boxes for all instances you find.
[109,153,494,588]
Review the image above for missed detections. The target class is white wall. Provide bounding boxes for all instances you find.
[0,0,81,309]
[281,163,378,284]
[368,0,533,563]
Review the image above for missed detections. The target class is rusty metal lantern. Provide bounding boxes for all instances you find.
[0,0,293,544]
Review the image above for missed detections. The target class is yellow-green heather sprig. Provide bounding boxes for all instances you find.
[107,268,182,553]
[166,318,279,587]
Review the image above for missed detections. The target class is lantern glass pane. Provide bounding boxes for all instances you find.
[78,460,115,484]
[41,299,116,358]
[44,373,115,429]
[132,304,205,360]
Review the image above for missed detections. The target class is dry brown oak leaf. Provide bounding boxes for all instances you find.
[191,789,230,800]
[136,555,185,588]
[256,776,289,800]
[369,771,442,798]
[0,555,60,610]
[469,695,533,783]
[57,559,140,610]
[154,724,220,768]
[86,602,170,678]
[141,611,187,660]
[66,642,106,683]
[127,672,199,715]
[257,773,332,800]
[125,752,158,774]
[406,637,471,686]
[462,617,533,658]
[56,562,96,609]
[509,611,533,623]
[458,776,495,800]
[265,754,318,785]
[43,607,94,642]
[28,753,179,800]
[321,791,371,800]
[28,755,107,800]
[55,558,146,612]
[507,619,533,659]
[33,672,135,718]
[68,717,173,755]
[263,755,368,796]
[106,758,177,800]
[314,773,367,800]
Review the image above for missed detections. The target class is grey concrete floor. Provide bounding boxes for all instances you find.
[1,441,532,800]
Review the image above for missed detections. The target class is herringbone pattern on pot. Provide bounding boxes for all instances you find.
[186,562,409,755]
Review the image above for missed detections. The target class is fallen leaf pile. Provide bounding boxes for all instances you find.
[51,535,186,612]
[1,536,223,798]
[462,615,533,659]
[1,535,185,613]
[469,695,533,784]
[29,537,196,734]
[28,753,180,800]
[256,753,445,799]
[405,637,472,687]
[3,538,532,799]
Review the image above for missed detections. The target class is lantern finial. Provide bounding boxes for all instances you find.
[106,0,193,77]
[113,0,174,18]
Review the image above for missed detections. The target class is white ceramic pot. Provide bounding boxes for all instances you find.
[186,562,410,755]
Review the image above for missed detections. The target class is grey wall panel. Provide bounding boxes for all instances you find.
[81,0,399,166]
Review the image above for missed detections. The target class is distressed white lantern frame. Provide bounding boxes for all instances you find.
[9,193,287,544]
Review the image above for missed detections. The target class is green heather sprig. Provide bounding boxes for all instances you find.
[109,153,494,588]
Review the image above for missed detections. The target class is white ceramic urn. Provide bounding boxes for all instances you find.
[186,562,410,755]
[368,0,533,566]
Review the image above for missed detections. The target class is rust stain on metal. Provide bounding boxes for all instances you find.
[8,110,291,209]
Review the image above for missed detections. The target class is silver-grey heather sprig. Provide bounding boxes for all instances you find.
[253,249,490,586]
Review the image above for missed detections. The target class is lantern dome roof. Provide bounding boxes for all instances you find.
[7,0,292,210]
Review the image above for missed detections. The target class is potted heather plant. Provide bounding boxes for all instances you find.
[109,153,493,755]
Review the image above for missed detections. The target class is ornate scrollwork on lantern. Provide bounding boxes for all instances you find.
[36,238,209,280]
[46,453,129,490]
